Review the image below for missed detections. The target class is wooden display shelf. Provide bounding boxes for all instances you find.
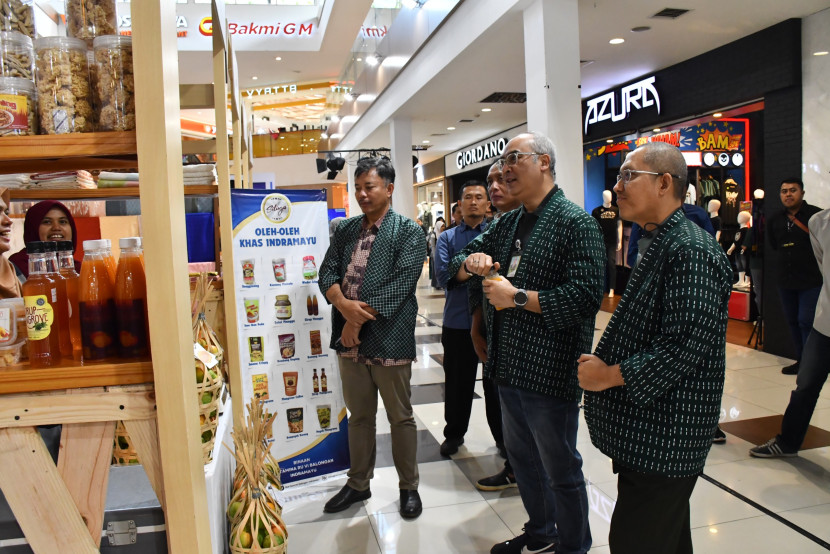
[9,185,218,200]
[0,131,139,174]
[0,359,154,395]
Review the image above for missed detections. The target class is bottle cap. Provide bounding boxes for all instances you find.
[83,239,108,252]
[43,241,59,252]
[119,237,141,249]
[25,241,49,254]
[56,240,74,252]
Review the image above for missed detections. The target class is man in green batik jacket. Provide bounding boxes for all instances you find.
[578,142,732,554]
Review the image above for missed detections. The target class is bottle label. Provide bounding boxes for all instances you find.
[24,295,55,341]
[116,298,148,358]
[0,307,12,344]
[79,299,117,359]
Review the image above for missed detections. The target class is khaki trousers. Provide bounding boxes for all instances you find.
[338,356,419,491]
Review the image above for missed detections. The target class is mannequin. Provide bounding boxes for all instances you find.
[685,183,696,205]
[708,199,722,243]
[748,189,765,315]
[591,190,623,297]
[727,210,752,289]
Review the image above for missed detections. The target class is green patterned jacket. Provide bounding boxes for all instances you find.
[584,209,733,477]
[319,209,426,360]
[449,188,605,401]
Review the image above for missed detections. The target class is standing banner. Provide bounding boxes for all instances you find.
[230,189,349,485]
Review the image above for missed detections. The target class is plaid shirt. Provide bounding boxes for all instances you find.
[584,209,733,477]
[319,208,426,363]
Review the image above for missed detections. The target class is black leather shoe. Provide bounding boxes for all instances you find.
[440,437,464,457]
[323,484,371,513]
[782,362,799,375]
[399,489,422,519]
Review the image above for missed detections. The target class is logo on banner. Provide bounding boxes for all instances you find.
[261,194,291,224]
[584,76,661,133]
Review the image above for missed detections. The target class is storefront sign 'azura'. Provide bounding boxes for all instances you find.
[584,76,661,133]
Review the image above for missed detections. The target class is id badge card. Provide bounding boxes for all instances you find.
[507,255,521,277]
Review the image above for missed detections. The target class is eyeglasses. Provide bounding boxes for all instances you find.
[496,151,543,170]
[616,168,680,186]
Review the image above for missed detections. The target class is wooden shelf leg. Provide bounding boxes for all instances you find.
[123,417,166,511]
[0,427,97,553]
[57,418,117,547]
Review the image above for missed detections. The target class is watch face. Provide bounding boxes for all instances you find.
[514,289,528,306]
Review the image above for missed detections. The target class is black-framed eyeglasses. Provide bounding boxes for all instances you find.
[496,151,543,170]
[616,168,680,186]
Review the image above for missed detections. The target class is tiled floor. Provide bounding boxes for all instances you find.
[281,267,830,553]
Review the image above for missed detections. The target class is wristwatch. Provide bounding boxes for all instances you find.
[513,288,528,309]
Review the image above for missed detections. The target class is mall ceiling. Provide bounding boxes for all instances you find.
[175,0,830,163]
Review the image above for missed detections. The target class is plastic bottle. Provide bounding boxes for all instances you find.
[101,239,117,286]
[56,240,82,359]
[43,242,72,357]
[79,239,117,360]
[21,241,62,367]
[114,237,149,358]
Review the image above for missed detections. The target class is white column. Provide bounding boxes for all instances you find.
[390,117,416,219]
[346,163,360,218]
[523,0,584,207]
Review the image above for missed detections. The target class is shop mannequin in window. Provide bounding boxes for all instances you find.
[727,211,752,290]
[746,189,765,315]
[708,199,722,243]
[592,190,622,297]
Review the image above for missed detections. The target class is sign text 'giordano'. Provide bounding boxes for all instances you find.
[584,76,661,133]
[456,137,508,170]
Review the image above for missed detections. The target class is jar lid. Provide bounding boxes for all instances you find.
[0,31,33,49]
[92,35,132,50]
[25,241,50,254]
[275,295,290,301]
[34,36,87,52]
[0,76,34,94]
[119,237,141,248]
[303,255,315,261]
[56,240,74,252]
[273,258,285,263]
[83,239,108,251]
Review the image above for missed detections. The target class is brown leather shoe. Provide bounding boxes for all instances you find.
[399,489,422,519]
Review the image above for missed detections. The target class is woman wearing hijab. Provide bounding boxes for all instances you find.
[9,200,81,278]
[0,188,23,298]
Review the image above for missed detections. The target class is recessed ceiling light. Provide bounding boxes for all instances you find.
[606,139,614,143]
[609,38,625,45]
[447,126,455,130]
[713,112,723,118]
[422,140,430,144]
[197,111,202,115]
[481,108,492,112]
[275,56,282,61]
[814,51,829,56]
[252,76,258,80]
[356,57,363,62]
[653,128,660,132]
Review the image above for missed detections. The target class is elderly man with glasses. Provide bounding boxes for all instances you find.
[578,142,732,554]
[450,132,604,554]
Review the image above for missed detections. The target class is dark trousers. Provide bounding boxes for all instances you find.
[778,286,821,361]
[441,326,480,440]
[779,328,830,451]
[605,242,618,291]
[750,267,763,314]
[610,462,698,554]
[483,377,513,473]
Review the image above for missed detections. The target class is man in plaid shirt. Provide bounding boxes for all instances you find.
[318,157,427,519]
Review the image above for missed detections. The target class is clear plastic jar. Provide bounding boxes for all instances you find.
[0,31,32,79]
[93,35,134,131]
[65,0,117,47]
[0,75,34,136]
[0,0,34,39]
[34,36,93,134]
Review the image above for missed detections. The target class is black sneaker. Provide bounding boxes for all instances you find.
[491,533,555,554]
[781,362,799,375]
[749,437,797,458]
[476,467,518,491]
[712,426,726,444]
[440,437,464,457]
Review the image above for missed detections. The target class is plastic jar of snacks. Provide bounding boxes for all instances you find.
[93,35,135,131]
[34,36,93,134]
[65,0,117,47]
[0,31,32,79]
[0,0,34,39]
[0,76,35,135]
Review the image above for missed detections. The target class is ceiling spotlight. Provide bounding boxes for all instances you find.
[481,108,492,112]
[252,76,258,80]
[275,56,282,61]
[653,128,661,132]
[365,54,381,67]
[422,140,430,144]
[609,38,625,45]
[814,51,829,56]
[447,126,455,130]
[713,112,723,118]
[356,57,363,62]
[606,139,614,143]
